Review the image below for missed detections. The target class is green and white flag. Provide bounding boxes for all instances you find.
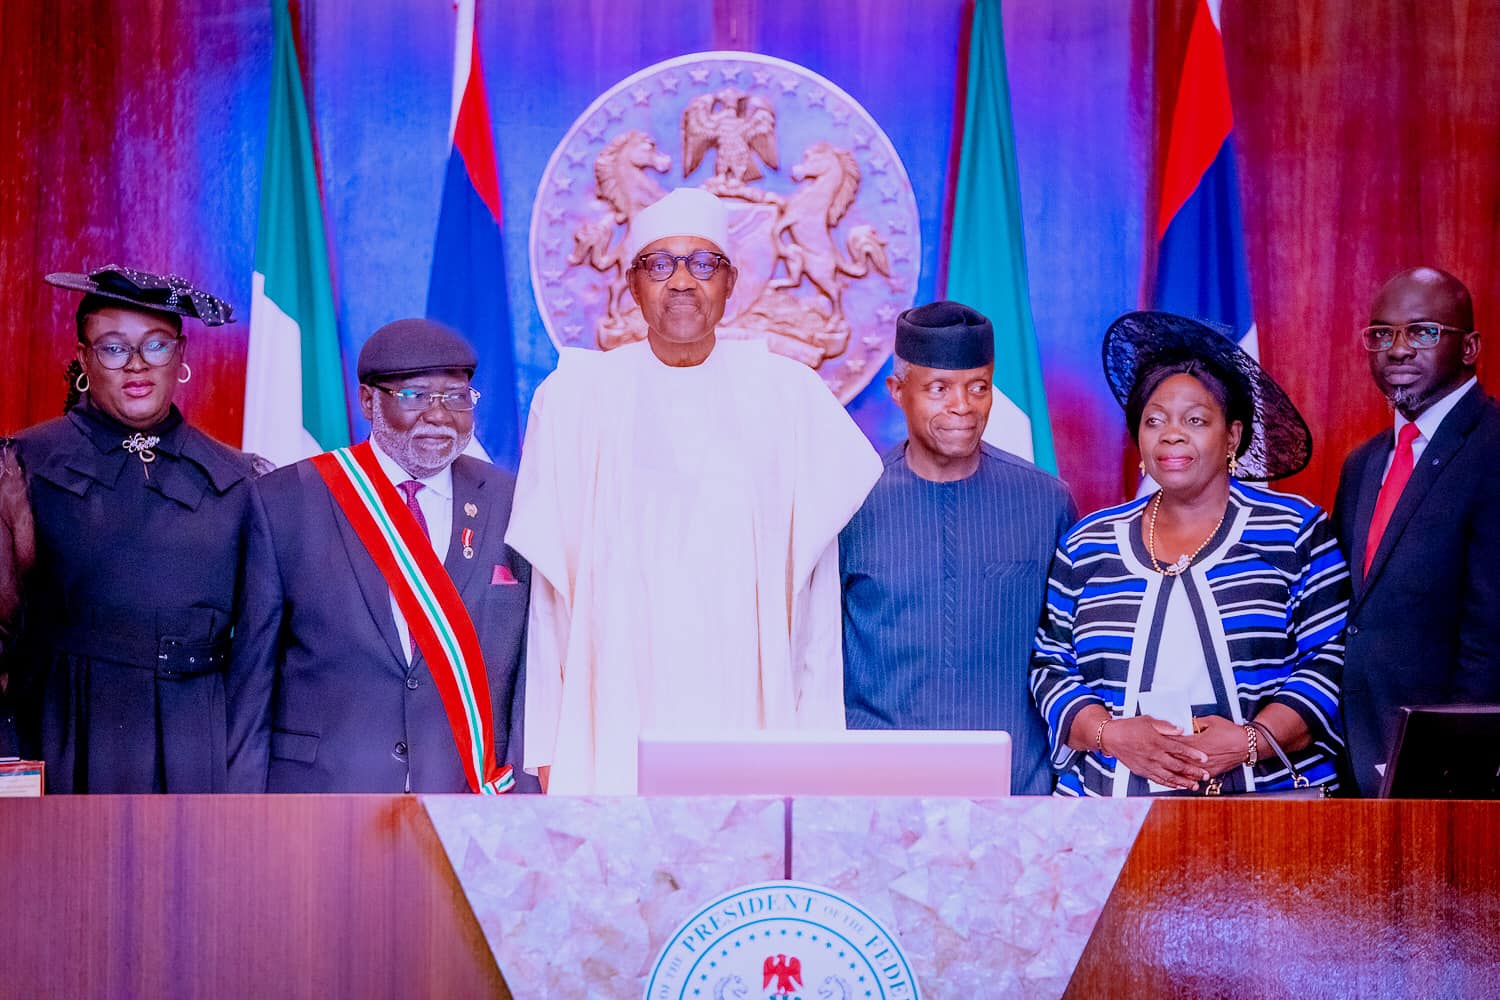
[944,0,1056,474]
[242,0,348,466]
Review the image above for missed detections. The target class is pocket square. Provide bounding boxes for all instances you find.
[491,564,518,585]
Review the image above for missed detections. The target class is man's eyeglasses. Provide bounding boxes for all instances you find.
[88,337,182,370]
[631,251,731,282]
[372,385,481,411]
[1359,322,1470,352]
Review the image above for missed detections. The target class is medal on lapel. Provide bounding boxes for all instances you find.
[464,502,478,518]
[461,527,474,560]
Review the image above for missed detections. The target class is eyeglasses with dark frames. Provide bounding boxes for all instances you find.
[631,251,731,282]
[1358,322,1470,352]
[87,337,183,370]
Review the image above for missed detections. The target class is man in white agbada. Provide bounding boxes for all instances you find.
[507,187,882,794]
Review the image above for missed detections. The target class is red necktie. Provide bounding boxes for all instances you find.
[396,481,428,655]
[396,480,428,536]
[1363,422,1420,577]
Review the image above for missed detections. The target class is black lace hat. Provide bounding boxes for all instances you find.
[45,265,234,326]
[1102,310,1312,481]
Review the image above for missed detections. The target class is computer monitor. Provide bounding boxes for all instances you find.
[1379,704,1500,799]
[637,729,1012,796]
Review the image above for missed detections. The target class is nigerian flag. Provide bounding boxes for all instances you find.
[242,0,348,466]
[944,0,1056,474]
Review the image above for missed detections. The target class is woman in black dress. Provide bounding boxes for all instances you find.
[12,265,268,792]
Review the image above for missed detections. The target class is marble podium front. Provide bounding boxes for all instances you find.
[421,796,1151,998]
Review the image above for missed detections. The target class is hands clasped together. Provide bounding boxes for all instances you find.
[1098,713,1249,792]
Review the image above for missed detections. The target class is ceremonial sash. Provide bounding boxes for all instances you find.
[311,442,514,794]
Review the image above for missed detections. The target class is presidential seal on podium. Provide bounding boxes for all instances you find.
[530,52,921,403]
[645,881,919,1000]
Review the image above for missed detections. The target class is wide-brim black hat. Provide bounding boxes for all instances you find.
[1102,310,1312,481]
[46,265,234,326]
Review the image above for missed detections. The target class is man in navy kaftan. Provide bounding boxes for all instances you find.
[840,302,1075,795]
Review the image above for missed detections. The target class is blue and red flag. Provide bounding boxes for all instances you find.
[1150,0,1256,355]
[426,0,520,468]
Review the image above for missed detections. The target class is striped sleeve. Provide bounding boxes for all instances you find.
[1267,509,1350,756]
[1030,536,1105,773]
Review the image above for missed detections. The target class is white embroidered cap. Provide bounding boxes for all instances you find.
[624,187,730,262]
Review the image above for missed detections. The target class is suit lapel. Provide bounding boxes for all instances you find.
[1362,386,1485,594]
[1349,440,1388,603]
[322,471,408,667]
[444,458,491,597]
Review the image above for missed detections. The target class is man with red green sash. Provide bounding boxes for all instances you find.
[229,319,535,793]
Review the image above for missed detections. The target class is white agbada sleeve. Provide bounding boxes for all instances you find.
[521,577,568,773]
[780,356,882,729]
[504,374,573,775]
[792,539,847,728]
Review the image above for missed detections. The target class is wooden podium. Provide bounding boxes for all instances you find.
[1,797,1497,998]
[0,796,506,998]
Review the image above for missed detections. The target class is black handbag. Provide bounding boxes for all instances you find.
[1203,722,1328,799]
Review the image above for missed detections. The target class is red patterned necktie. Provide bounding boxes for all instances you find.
[397,480,428,655]
[1363,422,1420,577]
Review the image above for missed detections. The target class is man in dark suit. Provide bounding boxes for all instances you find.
[229,318,536,793]
[1333,266,1500,796]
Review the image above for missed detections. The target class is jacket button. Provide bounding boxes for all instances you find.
[1348,624,1360,636]
[393,741,408,760]
[406,676,419,690]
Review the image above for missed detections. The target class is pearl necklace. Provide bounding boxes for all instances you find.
[1147,491,1226,576]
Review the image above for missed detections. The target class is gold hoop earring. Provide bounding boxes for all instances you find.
[1138,460,1145,475]
[177,362,192,384]
[75,371,90,392]
[1227,448,1239,478]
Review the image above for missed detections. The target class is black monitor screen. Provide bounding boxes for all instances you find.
[1381,705,1500,799]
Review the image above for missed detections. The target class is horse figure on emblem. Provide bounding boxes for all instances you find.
[569,130,672,348]
[769,141,892,324]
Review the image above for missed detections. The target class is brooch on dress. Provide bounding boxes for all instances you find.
[122,433,160,478]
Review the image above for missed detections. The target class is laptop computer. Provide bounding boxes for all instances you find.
[637,729,1011,796]
[1379,704,1500,799]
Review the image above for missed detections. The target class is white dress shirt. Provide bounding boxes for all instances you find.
[368,438,453,663]
[1382,376,1478,481]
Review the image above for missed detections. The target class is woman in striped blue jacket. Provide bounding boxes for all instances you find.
[1031,312,1350,797]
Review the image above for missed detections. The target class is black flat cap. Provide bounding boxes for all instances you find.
[895,300,994,370]
[46,264,234,326]
[357,318,477,383]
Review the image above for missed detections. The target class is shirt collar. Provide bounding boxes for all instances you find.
[367,436,454,500]
[71,398,185,455]
[1395,375,1478,445]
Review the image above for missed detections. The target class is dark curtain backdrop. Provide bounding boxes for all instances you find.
[2,0,1497,514]
[0,1,265,440]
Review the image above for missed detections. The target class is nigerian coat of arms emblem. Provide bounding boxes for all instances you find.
[529,51,921,403]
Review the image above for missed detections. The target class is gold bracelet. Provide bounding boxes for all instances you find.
[1094,716,1113,755]
[1244,723,1259,766]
